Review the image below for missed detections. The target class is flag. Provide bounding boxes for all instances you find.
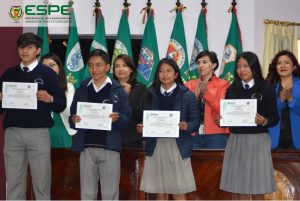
[189,8,208,79]
[219,7,243,84]
[166,10,189,82]
[137,12,159,87]
[49,9,85,148]
[64,9,85,89]
[83,10,108,78]
[111,9,133,74]
[37,16,50,57]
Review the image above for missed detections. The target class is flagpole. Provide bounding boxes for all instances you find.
[231,0,237,7]
[176,0,181,10]
[201,0,207,8]
[123,0,130,8]
[201,0,207,22]
[201,0,207,33]
[68,0,74,25]
[230,0,242,45]
[67,0,74,35]
[63,0,74,47]
[146,0,152,16]
[94,0,101,29]
[171,0,186,13]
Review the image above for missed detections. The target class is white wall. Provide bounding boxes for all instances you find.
[24,0,300,68]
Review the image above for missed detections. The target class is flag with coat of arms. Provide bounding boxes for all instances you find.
[110,8,133,75]
[219,5,243,84]
[49,8,86,148]
[166,6,190,82]
[49,9,85,148]
[137,10,159,87]
[64,9,86,89]
[189,6,208,79]
[36,15,73,148]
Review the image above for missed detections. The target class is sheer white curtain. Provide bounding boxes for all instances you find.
[262,20,298,78]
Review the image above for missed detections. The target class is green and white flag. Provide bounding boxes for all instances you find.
[219,7,243,84]
[83,10,108,78]
[64,9,85,89]
[37,16,50,57]
[49,9,85,148]
[137,12,159,87]
[189,8,208,79]
[166,10,189,82]
[111,9,133,74]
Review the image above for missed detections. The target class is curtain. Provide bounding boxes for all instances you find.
[262,20,298,78]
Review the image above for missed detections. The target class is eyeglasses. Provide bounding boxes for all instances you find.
[48,63,58,68]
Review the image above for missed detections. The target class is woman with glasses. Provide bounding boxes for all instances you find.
[41,53,76,147]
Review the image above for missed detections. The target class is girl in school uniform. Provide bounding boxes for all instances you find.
[137,58,200,200]
[219,52,279,200]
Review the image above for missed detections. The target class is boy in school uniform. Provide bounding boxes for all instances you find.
[69,49,131,200]
[0,32,66,200]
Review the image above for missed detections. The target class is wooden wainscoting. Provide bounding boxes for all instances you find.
[25,149,300,200]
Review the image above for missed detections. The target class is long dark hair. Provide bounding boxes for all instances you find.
[233,51,264,86]
[151,58,184,88]
[40,53,67,92]
[266,50,300,85]
[113,54,137,86]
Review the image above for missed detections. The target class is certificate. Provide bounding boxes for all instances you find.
[76,102,112,130]
[220,99,257,126]
[143,110,180,138]
[2,82,38,109]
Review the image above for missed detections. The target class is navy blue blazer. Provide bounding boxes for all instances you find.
[69,78,132,152]
[144,84,200,159]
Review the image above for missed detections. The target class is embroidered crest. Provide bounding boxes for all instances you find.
[91,41,107,53]
[66,42,84,72]
[189,39,203,71]
[138,47,154,81]
[166,39,186,69]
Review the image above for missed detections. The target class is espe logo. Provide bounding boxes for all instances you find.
[25,4,71,15]
[9,6,23,20]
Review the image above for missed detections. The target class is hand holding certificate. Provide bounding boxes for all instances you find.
[76,102,113,130]
[2,82,38,109]
[142,110,180,138]
[220,99,257,126]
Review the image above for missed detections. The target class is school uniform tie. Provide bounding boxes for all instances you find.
[23,67,29,73]
[244,84,250,90]
[163,90,174,96]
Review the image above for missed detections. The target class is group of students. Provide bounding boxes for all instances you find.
[0,32,300,200]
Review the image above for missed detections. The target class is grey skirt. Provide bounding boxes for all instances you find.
[140,138,196,194]
[220,133,276,194]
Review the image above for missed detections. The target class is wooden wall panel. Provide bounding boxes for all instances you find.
[26,149,300,200]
